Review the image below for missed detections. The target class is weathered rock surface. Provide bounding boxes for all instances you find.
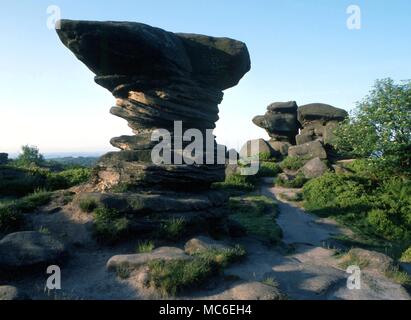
[253,101,299,143]
[0,231,66,270]
[301,157,328,179]
[107,247,191,271]
[288,140,327,160]
[239,138,274,159]
[267,140,291,156]
[184,236,231,255]
[207,282,282,300]
[298,103,348,124]
[57,19,250,192]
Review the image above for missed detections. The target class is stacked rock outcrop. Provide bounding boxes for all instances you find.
[252,101,299,155]
[57,20,250,230]
[251,101,348,163]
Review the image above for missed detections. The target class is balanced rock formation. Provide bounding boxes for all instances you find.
[253,101,299,147]
[57,20,250,193]
[296,103,348,146]
[251,101,348,165]
[56,20,250,233]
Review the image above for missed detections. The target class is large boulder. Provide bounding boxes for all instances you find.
[0,231,66,270]
[288,141,327,160]
[267,140,291,156]
[301,157,328,179]
[0,285,28,300]
[298,103,348,124]
[239,139,274,159]
[208,282,283,300]
[252,101,299,143]
[184,236,231,255]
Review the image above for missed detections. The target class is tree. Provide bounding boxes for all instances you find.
[334,78,411,175]
[15,145,45,167]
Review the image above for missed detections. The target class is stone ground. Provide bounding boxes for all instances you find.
[1,181,410,300]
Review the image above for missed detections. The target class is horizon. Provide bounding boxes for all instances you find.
[1,0,411,154]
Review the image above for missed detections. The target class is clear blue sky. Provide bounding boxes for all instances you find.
[1,0,411,156]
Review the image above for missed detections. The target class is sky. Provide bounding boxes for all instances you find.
[1,0,411,156]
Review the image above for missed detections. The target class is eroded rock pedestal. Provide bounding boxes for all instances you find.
[57,20,250,233]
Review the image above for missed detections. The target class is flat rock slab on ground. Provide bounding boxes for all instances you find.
[107,247,192,271]
[206,282,282,300]
[0,285,27,300]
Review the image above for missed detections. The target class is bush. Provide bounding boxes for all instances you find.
[79,198,98,213]
[303,172,411,242]
[46,168,90,190]
[147,246,246,296]
[212,174,257,192]
[257,162,282,177]
[93,207,130,243]
[334,78,411,175]
[280,157,306,171]
[14,190,53,213]
[276,173,307,188]
[400,247,411,263]
[0,205,22,233]
[303,173,373,212]
[14,145,45,167]
[136,240,155,253]
[159,218,186,241]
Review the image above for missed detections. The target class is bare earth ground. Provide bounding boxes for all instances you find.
[4,182,410,300]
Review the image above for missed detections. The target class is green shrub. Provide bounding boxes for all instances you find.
[276,173,307,188]
[14,190,53,213]
[136,240,155,253]
[147,246,246,296]
[280,157,306,171]
[0,205,22,233]
[93,207,130,243]
[258,152,273,161]
[212,174,257,192]
[46,168,90,190]
[303,173,373,212]
[160,218,186,241]
[334,78,411,175]
[257,162,282,177]
[400,247,411,263]
[79,198,98,213]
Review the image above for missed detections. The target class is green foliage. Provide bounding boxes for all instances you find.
[258,152,273,161]
[0,204,22,233]
[334,78,411,175]
[280,157,306,171]
[212,174,257,192]
[257,162,282,177]
[303,172,411,243]
[14,145,45,167]
[136,240,155,253]
[0,165,91,197]
[147,246,246,296]
[159,217,186,241]
[400,247,411,263]
[79,198,98,213]
[93,207,130,244]
[14,190,52,213]
[229,196,282,243]
[46,168,90,190]
[116,265,132,279]
[276,173,308,188]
